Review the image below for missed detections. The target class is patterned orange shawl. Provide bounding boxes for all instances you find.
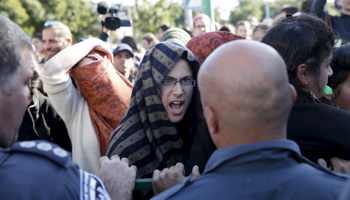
[69,50,132,156]
[186,31,244,65]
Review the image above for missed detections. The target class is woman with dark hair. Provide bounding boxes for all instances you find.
[261,13,350,165]
[107,42,203,180]
[327,44,350,111]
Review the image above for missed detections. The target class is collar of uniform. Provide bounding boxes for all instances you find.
[203,139,301,174]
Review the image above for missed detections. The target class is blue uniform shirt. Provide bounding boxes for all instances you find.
[152,140,348,200]
[0,140,110,200]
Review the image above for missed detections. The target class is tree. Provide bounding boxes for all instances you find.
[267,0,302,19]
[0,0,99,43]
[59,0,99,42]
[132,0,183,40]
[228,0,302,25]
[229,0,265,26]
[0,0,29,26]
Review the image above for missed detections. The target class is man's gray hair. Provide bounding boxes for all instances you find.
[0,14,32,94]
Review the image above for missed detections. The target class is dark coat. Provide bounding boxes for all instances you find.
[18,88,71,151]
[287,88,350,165]
[182,118,216,175]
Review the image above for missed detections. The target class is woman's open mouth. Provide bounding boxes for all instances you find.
[169,101,184,114]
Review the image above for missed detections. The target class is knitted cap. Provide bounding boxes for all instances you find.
[160,28,192,45]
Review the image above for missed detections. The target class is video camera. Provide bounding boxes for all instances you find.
[97,1,131,30]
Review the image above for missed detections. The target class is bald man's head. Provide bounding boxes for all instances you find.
[199,40,295,147]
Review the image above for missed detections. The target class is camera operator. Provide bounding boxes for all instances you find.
[98,13,111,42]
[97,2,131,42]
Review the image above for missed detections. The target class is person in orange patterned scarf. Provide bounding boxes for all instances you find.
[186,31,244,66]
[41,38,132,175]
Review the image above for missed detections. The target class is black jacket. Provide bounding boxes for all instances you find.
[18,88,71,151]
[182,118,216,175]
[287,87,350,165]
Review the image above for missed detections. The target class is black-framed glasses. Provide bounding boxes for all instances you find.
[160,77,196,88]
[44,20,61,27]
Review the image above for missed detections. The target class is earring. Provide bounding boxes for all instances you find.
[306,83,319,102]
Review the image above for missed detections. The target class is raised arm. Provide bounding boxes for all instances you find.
[310,0,327,19]
[98,14,111,42]
[43,38,113,78]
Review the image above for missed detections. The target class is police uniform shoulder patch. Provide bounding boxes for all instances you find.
[11,140,70,167]
[80,170,111,200]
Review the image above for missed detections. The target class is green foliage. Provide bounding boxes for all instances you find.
[0,0,29,25]
[214,7,223,24]
[268,0,301,19]
[0,0,99,43]
[229,0,265,26]
[174,1,186,28]
[132,0,183,40]
[59,0,99,43]
[229,0,302,25]
[192,9,202,17]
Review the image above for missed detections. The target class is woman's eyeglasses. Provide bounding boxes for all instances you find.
[160,77,196,88]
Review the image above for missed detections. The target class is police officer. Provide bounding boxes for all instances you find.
[0,14,136,200]
[0,141,109,199]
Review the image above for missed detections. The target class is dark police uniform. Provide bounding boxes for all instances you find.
[0,140,110,200]
[151,140,348,200]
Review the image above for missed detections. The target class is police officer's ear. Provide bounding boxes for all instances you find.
[203,105,219,146]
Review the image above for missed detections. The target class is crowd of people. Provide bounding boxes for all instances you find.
[2,0,350,199]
